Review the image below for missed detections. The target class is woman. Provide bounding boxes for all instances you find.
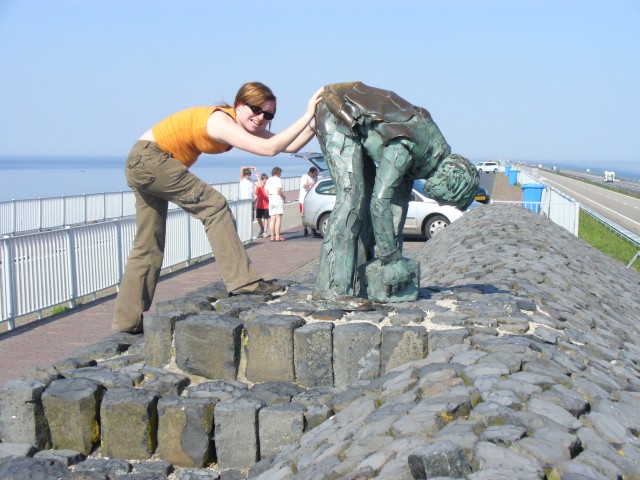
[254,173,270,238]
[113,82,323,333]
[265,167,286,241]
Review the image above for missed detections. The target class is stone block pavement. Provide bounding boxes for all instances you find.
[0,176,521,387]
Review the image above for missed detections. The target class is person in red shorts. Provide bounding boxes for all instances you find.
[254,173,270,238]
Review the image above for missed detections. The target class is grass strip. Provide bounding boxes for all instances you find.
[579,211,640,272]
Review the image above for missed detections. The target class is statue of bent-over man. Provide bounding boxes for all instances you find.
[313,82,479,303]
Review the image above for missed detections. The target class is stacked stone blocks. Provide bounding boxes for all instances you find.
[0,301,433,472]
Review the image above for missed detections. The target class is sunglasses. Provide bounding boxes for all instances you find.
[245,103,275,121]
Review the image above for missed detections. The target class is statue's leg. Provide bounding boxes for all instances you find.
[391,176,413,254]
[314,104,366,299]
[370,139,416,294]
[358,153,376,263]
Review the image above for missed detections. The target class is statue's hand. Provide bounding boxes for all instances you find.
[383,259,413,296]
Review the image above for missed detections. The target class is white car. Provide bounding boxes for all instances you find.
[476,161,502,173]
[295,153,477,240]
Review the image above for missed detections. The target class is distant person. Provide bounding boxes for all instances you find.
[265,166,286,241]
[239,166,259,223]
[255,173,270,237]
[239,166,259,199]
[299,166,318,236]
[113,82,323,333]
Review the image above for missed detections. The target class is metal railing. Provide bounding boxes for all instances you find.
[0,198,254,330]
[493,168,581,236]
[0,177,300,237]
[500,168,640,254]
[0,176,301,329]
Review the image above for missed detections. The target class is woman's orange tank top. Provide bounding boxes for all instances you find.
[152,106,235,168]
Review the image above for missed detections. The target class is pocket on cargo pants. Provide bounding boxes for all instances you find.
[125,153,155,189]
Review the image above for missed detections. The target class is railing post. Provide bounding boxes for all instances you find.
[115,218,123,290]
[39,197,44,231]
[12,199,16,234]
[84,193,88,225]
[63,196,67,227]
[65,226,78,309]
[1,235,17,330]
[187,212,192,266]
[573,202,580,236]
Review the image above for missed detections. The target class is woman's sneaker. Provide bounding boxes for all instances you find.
[231,280,285,296]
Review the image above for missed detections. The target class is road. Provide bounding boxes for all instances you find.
[531,169,640,236]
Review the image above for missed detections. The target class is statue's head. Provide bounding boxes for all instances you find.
[423,154,480,210]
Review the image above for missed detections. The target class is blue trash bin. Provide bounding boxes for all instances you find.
[508,169,519,186]
[505,164,511,177]
[522,183,545,213]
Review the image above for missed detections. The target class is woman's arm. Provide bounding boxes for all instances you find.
[208,87,324,157]
[282,123,316,153]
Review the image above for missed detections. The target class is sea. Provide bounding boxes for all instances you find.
[0,155,638,203]
[0,153,317,202]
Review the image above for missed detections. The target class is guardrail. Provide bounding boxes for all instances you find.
[0,198,255,330]
[492,168,581,236]
[513,168,640,261]
[0,177,300,237]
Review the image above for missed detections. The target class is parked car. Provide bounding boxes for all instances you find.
[295,152,478,240]
[476,161,502,173]
[475,185,490,204]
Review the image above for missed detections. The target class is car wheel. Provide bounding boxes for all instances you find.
[318,213,330,238]
[423,215,450,240]
[493,168,498,173]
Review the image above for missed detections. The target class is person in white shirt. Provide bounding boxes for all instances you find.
[298,167,318,236]
[265,166,286,241]
[239,166,259,199]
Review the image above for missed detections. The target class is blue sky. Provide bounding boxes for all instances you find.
[0,0,638,164]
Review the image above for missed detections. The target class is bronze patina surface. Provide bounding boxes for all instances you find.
[314,82,479,304]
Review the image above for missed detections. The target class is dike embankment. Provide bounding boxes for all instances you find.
[0,204,639,479]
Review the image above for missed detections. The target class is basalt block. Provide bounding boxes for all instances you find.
[41,377,104,454]
[0,456,69,479]
[214,396,264,470]
[428,328,471,352]
[359,257,420,303]
[381,325,428,373]
[0,379,51,449]
[333,323,381,388]
[100,387,159,460]
[258,403,305,458]
[244,315,305,383]
[294,322,334,387]
[175,314,243,380]
[157,396,217,467]
[408,440,472,479]
[144,311,189,367]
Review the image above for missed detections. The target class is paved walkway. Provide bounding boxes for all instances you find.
[0,178,521,387]
[0,198,321,387]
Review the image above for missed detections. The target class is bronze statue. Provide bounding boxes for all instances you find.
[313,82,479,304]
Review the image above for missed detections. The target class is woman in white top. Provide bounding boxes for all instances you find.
[265,166,286,240]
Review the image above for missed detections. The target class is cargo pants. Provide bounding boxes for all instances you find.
[112,141,262,333]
